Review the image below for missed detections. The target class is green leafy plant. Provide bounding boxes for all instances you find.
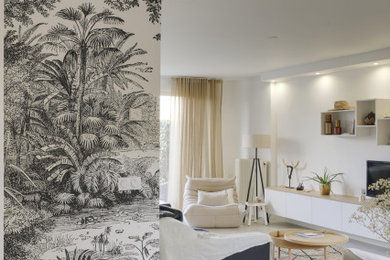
[56,248,94,260]
[304,168,343,195]
[304,168,344,185]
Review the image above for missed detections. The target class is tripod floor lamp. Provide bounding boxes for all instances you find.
[242,134,270,223]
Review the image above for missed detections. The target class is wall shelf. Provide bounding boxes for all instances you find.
[320,99,390,145]
[377,118,390,145]
[320,110,356,136]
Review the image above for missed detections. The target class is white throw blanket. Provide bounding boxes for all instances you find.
[160,217,271,260]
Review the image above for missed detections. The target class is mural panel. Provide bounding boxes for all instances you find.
[3,0,161,259]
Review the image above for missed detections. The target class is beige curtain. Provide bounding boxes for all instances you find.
[168,77,224,209]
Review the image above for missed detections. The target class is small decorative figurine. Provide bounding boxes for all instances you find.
[364,112,375,125]
[282,159,300,189]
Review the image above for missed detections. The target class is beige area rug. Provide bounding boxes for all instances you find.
[274,246,345,260]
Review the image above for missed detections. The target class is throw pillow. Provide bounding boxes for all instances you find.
[198,190,229,206]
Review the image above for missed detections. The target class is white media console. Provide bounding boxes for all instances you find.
[265,187,384,242]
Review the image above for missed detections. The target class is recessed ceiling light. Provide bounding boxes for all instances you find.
[373,62,379,66]
[268,36,279,39]
[315,72,321,75]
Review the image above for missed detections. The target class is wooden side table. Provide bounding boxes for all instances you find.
[269,229,349,260]
[245,202,268,226]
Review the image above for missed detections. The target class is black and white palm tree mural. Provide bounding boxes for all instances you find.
[4,1,160,259]
[40,3,148,138]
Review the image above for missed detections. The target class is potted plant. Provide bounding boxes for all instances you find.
[304,168,344,195]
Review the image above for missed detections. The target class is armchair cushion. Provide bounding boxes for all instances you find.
[198,189,233,206]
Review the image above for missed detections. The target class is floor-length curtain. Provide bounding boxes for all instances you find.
[168,77,224,209]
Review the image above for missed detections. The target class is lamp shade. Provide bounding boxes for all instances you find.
[242,134,270,148]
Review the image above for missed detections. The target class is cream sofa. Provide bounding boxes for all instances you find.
[183,176,246,228]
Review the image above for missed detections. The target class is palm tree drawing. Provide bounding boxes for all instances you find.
[90,34,149,91]
[4,1,160,259]
[35,50,78,111]
[41,3,128,139]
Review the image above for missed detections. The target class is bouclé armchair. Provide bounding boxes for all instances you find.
[183,176,246,228]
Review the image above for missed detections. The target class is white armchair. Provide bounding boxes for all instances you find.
[183,176,246,228]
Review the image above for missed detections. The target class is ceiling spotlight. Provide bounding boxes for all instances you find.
[315,72,321,75]
[373,62,379,66]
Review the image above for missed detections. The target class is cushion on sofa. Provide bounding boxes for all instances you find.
[198,189,234,206]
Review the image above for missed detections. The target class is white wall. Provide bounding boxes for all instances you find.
[222,77,271,178]
[161,76,172,96]
[272,65,390,196]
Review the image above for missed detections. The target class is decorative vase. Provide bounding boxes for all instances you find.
[320,183,331,195]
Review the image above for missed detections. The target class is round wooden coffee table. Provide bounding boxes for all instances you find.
[269,229,349,260]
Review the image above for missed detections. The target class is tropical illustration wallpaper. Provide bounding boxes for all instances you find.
[3,0,161,259]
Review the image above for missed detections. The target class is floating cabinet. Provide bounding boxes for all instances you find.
[265,189,286,217]
[266,187,385,242]
[311,197,342,231]
[341,202,379,240]
[285,193,311,223]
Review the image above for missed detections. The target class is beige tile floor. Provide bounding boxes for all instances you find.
[209,215,389,257]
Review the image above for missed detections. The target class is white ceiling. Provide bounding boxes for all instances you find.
[161,0,390,78]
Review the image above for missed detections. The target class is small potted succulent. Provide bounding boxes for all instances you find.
[304,168,344,195]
